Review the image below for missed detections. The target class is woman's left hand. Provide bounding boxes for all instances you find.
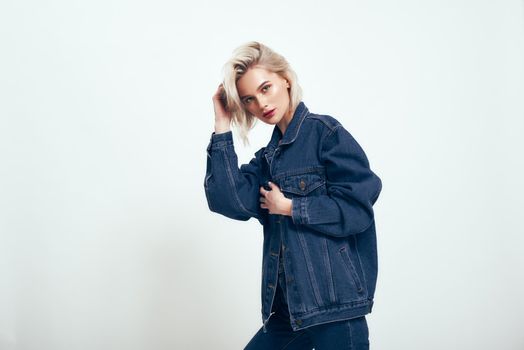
[259,182,292,216]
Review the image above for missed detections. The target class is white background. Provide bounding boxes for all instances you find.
[1,1,523,349]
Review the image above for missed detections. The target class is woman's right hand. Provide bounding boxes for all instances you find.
[212,84,232,133]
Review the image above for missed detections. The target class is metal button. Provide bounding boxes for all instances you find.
[268,283,274,288]
[299,179,306,191]
[270,251,279,257]
[295,319,302,326]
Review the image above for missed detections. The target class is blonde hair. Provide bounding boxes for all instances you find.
[221,41,303,147]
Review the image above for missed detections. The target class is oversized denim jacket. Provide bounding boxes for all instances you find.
[204,101,382,332]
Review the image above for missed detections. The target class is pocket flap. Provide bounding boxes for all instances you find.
[280,173,325,196]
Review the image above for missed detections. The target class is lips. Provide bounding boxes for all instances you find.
[263,108,276,118]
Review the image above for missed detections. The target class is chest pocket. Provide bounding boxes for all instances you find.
[279,172,326,197]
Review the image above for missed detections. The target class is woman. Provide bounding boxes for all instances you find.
[204,41,382,350]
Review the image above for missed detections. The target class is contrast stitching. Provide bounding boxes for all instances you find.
[292,299,371,318]
[301,197,308,224]
[222,148,258,217]
[348,319,354,350]
[308,114,340,132]
[281,333,307,350]
[272,166,325,181]
[281,106,309,145]
[296,226,322,307]
[322,237,337,303]
[354,235,368,292]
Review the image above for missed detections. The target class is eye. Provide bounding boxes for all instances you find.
[262,84,271,91]
[243,97,252,104]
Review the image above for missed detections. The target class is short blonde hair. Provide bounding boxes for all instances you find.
[221,41,303,146]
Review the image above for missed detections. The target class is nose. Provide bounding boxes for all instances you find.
[258,95,268,110]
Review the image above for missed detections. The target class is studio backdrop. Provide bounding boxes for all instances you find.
[1,0,523,349]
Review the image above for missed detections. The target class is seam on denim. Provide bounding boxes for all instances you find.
[291,198,298,224]
[222,148,258,217]
[322,237,337,304]
[281,234,306,314]
[281,333,307,350]
[353,235,368,292]
[295,198,303,224]
[348,319,354,350]
[295,315,366,333]
[339,248,362,292]
[211,140,233,150]
[296,226,322,307]
[293,299,370,318]
[281,106,309,145]
[272,165,325,181]
[326,124,342,140]
[293,198,302,224]
[280,177,325,196]
[308,114,340,132]
[302,197,308,224]
[319,124,342,180]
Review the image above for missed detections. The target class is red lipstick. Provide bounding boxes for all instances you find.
[263,108,276,118]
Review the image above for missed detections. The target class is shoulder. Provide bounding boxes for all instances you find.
[303,112,353,145]
[304,112,367,156]
[304,112,343,134]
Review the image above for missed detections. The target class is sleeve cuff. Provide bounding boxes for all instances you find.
[207,130,233,155]
[211,130,233,142]
[291,197,309,224]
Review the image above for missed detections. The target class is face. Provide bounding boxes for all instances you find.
[236,65,291,126]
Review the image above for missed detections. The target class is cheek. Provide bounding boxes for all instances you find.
[244,105,256,115]
[272,84,284,96]
[274,85,289,102]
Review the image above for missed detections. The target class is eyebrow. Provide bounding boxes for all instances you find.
[239,80,270,100]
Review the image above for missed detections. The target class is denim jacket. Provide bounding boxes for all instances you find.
[204,101,382,332]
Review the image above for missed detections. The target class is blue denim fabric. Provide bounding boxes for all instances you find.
[204,101,382,333]
[244,306,369,350]
[244,252,369,349]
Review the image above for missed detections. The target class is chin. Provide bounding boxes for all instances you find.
[261,120,276,125]
[258,110,283,124]
[259,115,277,124]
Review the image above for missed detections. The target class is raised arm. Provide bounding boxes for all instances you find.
[204,130,267,225]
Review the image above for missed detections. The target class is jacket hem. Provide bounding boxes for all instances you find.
[288,300,373,331]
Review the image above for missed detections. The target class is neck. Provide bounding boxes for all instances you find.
[277,107,295,136]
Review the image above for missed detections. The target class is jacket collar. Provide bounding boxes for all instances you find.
[266,101,309,150]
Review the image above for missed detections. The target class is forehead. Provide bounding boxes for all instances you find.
[236,66,279,93]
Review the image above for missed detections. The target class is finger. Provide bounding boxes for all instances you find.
[260,186,267,196]
[268,181,280,191]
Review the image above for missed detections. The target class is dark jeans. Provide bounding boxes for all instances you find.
[245,252,370,350]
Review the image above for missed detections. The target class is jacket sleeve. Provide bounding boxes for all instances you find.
[204,130,267,225]
[290,125,382,237]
